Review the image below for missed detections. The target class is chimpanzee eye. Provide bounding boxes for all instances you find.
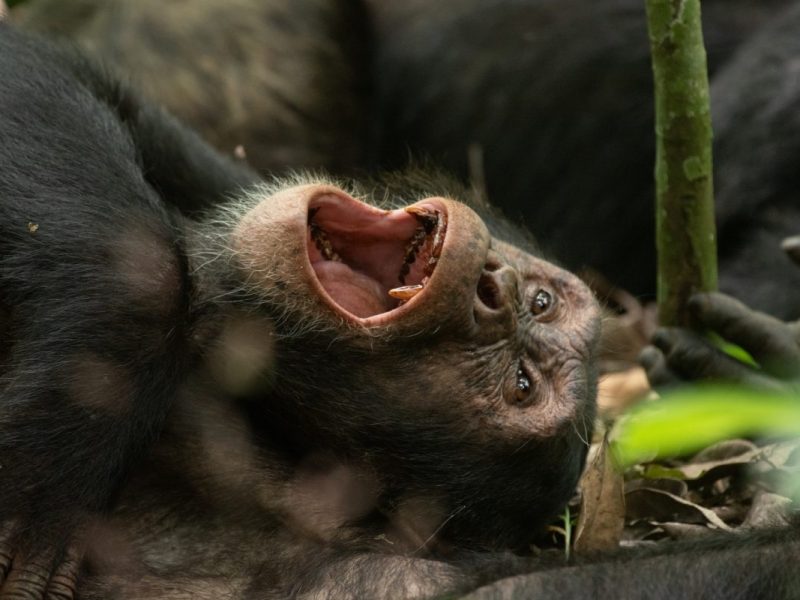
[505,366,533,407]
[531,289,553,315]
[515,368,531,398]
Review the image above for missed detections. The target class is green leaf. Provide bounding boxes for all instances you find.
[611,385,800,466]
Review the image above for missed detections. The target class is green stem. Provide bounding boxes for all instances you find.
[646,0,717,327]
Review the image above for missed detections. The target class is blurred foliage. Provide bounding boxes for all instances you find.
[561,507,572,559]
[7,0,29,7]
[612,385,800,467]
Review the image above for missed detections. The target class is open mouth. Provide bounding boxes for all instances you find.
[307,193,448,319]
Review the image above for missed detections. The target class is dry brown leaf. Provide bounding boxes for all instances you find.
[625,477,688,498]
[597,367,651,415]
[691,439,757,462]
[711,504,748,523]
[658,521,712,539]
[625,488,732,531]
[650,440,800,484]
[742,491,792,529]
[574,434,625,553]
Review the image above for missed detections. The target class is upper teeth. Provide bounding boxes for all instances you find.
[309,221,341,262]
[399,226,428,284]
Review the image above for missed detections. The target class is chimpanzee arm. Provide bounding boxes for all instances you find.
[123,102,261,217]
[72,555,465,600]
[463,524,800,599]
[279,554,475,600]
[57,48,262,217]
[286,531,800,599]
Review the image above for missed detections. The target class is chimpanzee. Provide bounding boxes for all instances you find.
[1,23,599,598]
[1,19,800,600]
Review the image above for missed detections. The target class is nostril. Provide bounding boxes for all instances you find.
[483,256,502,272]
[476,272,500,310]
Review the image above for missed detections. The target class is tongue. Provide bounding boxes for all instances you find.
[312,261,391,318]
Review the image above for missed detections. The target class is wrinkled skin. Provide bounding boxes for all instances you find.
[0,26,600,599]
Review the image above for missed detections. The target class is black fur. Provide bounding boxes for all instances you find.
[0,22,258,590]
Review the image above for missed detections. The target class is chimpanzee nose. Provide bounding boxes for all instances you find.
[473,254,519,335]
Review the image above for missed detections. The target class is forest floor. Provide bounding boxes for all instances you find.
[553,281,799,558]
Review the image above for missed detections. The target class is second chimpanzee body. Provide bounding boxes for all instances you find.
[13,0,371,176]
[369,0,800,318]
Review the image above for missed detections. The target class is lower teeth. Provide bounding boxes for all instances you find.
[310,223,340,262]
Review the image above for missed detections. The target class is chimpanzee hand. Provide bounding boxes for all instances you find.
[640,236,800,391]
[0,521,83,600]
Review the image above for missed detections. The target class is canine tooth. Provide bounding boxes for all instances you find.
[388,284,424,301]
[405,205,437,219]
[405,205,438,233]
